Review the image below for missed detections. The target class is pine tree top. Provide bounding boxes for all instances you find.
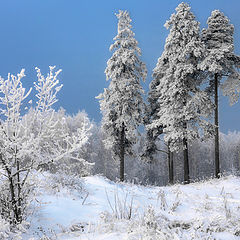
[202,10,234,51]
[105,10,146,82]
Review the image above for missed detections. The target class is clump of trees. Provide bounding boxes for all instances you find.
[97,3,240,184]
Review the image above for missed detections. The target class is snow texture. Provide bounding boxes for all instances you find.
[11,173,240,240]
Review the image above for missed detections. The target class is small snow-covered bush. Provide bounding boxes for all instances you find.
[0,217,10,239]
[0,216,30,240]
[34,171,87,200]
[47,171,86,196]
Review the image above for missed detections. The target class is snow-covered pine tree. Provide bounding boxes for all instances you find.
[97,10,147,182]
[202,10,240,178]
[147,2,214,184]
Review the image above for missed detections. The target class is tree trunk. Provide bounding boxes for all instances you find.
[0,154,21,224]
[9,175,21,224]
[119,123,125,182]
[183,121,190,184]
[168,142,174,184]
[16,160,22,223]
[214,73,220,178]
[183,137,190,184]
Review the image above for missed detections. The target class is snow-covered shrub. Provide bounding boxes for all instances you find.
[44,171,86,197]
[0,215,30,240]
[0,217,10,239]
[0,175,36,226]
[142,205,158,230]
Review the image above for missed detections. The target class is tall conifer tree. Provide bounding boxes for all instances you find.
[202,10,240,178]
[97,10,147,182]
[147,3,213,184]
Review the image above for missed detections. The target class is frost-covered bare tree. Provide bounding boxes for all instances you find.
[97,10,147,182]
[202,10,240,178]
[147,3,214,184]
[0,67,92,225]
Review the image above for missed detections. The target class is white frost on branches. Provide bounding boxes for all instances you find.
[221,72,240,105]
[34,66,63,113]
[0,66,92,224]
[202,10,240,105]
[147,3,214,152]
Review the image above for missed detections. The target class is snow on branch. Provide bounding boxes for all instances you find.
[34,66,63,113]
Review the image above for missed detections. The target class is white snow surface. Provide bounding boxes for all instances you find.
[20,174,240,239]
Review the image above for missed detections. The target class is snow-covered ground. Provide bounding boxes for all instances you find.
[12,173,240,239]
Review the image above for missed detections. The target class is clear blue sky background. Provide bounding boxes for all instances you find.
[0,0,240,133]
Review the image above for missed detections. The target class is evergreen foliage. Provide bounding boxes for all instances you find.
[97,10,147,181]
[202,10,240,178]
[146,3,214,183]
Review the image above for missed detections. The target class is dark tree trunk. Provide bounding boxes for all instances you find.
[214,73,220,178]
[119,123,125,182]
[183,121,190,184]
[16,160,22,223]
[168,142,174,184]
[0,154,21,224]
[183,137,190,184]
[9,177,19,224]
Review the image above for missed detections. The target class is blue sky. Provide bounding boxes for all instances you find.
[0,0,240,133]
